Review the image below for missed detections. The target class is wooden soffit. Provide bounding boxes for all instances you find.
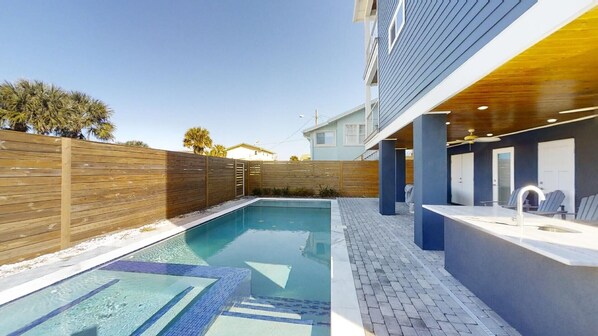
[391,6,598,148]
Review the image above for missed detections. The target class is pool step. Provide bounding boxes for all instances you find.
[138,286,205,335]
[219,297,330,327]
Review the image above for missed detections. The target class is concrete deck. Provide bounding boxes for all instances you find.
[338,198,520,336]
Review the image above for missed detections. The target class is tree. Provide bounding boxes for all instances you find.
[0,79,115,141]
[209,144,227,157]
[121,140,149,148]
[183,127,213,154]
[57,91,115,141]
[290,155,299,161]
[0,80,34,132]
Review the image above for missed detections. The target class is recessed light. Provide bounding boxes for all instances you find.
[446,122,451,125]
[477,106,488,110]
[547,118,557,123]
[486,133,493,136]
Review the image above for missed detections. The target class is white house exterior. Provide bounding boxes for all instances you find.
[303,101,377,161]
[226,143,276,161]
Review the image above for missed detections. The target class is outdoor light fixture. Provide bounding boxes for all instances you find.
[446,122,451,125]
[477,105,488,110]
[486,133,493,136]
[547,118,557,123]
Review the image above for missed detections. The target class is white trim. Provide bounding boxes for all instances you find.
[344,123,366,146]
[315,130,337,147]
[387,0,406,54]
[330,200,366,336]
[366,0,598,150]
[492,147,515,204]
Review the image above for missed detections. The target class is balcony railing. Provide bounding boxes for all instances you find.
[364,21,378,84]
[365,101,379,142]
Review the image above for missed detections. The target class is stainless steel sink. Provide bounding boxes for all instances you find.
[537,225,580,233]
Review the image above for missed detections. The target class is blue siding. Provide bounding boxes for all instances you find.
[377,0,537,129]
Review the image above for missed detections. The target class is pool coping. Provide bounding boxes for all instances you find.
[0,197,365,336]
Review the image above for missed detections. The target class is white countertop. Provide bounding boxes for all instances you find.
[424,205,598,267]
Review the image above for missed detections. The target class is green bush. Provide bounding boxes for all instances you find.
[293,187,315,197]
[252,188,263,196]
[262,188,273,196]
[318,185,340,198]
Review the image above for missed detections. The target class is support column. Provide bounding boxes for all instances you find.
[413,114,447,250]
[379,139,396,215]
[395,149,406,202]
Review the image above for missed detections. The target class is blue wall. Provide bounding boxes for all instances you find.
[447,118,598,210]
[377,0,536,129]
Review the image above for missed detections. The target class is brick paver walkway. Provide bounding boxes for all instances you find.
[338,198,520,336]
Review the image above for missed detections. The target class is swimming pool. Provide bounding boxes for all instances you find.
[0,199,332,336]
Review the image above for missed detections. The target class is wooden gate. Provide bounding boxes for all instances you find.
[235,162,245,197]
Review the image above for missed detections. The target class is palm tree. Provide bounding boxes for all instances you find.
[0,80,33,132]
[58,91,115,141]
[209,144,227,157]
[28,80,66,135]
[183,127,213,154]
[290,155,299,161]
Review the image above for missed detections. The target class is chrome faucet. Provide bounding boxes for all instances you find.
[517,185,545,227]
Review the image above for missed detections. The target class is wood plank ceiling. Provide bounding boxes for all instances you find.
[390,6,598,148]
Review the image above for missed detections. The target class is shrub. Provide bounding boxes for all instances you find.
[293,187,315,197]
[318,185,340,198]
[262,188,273,196]
[272,187,283,196]
[252,188,263,196]
[281,186,291,197]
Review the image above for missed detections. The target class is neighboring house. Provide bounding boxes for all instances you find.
[354,1,598,334]
[303,101,377,161]
[226,143,276,161]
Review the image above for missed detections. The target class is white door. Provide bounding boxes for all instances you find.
[538,139,575,213]
[492,147,514,205]
[451,155,462,205]
[451,153,474,206]
[461,153,474,206]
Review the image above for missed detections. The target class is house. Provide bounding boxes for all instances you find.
[354,1,598,334]
[226,143,276,161]
[302,101,377,161]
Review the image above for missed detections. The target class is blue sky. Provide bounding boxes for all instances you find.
[0,1,365,159]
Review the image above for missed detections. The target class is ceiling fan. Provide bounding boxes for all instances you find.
[447,129,501,145]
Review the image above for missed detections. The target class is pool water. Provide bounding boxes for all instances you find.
[0,200,331,336]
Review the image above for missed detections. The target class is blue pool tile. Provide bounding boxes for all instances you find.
[130,286,193,336]
[8,279,119,336]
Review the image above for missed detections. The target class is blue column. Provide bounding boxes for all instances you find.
[379,139,396,215]
[395,149,406,202]
[413,114,447,250]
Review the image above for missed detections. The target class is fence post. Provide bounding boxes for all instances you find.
[205,157,209,207]
[60,138,72,249]
[339,161,344,195]
[259,161,263,189]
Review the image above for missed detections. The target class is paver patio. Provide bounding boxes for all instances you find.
[338,198,521,336]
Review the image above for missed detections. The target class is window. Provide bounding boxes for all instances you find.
[388,0,405,53]
[345,124,366,145]
[315,131,335,146]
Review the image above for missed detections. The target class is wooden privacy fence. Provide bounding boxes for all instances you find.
[246,160,413,197]
[0,130,241,265]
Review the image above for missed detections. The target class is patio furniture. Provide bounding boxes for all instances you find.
[480,187,528,209]
[405,184,414,213]
[574,194,598,224]
[528,190,566,217]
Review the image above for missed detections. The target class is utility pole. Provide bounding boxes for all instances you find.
[315,109,319,126]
